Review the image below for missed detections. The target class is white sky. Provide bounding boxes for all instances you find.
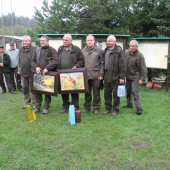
[0,0,52,19]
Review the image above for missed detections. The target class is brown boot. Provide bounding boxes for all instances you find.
[59,109,68,114]
[102,110,111,115]
[22,105,27,109]
[111,111,118,116]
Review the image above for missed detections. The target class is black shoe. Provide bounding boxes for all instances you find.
[12,87,16,91]
[18,88,23,92]
[122,105,133,108]
[136,110,142,115]
[9,91,16,94]
[1,90,6,94]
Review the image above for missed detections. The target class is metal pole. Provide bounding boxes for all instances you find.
[11,0,13,41]
[1,0,5,50]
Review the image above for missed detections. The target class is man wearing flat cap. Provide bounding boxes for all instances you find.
[6,42,22,92]
[0,45,16,94]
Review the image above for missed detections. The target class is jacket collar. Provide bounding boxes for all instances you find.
[84,44,97,51]
[129,49,138,56]
[22,45,31,52]
[104,44,119,54]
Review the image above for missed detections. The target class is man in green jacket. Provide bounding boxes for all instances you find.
[122,40,146,115]
[82,35,104,115]
[103,35,125,116]
[18,35,36,109]
[44,34,84,113]
[0,45,16,94]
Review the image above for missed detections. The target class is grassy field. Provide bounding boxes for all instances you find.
[1,84,170,170]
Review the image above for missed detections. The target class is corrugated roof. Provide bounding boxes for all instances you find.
[0,35,23,40]
[132,37,170,40]
[38,34,87,37]
[88,34,130,37]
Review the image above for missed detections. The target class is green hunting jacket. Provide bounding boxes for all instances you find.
[19,45,36,77]
[103,44,125,82]
[82,44,104,80]
[125,50,147,82]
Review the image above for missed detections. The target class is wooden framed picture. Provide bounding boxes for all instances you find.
[58,68,89,94]
[31,70,58,96]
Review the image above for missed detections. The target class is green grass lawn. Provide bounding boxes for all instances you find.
[1,85,170,170]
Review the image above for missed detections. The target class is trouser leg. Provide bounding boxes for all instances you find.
[84,80,92,110]
[10,68,16,90]
[0,73,6,91]
[4,73,13,92]
[71,93,79,110]
[126,79,133,107]
[111,81,120,112]
[14,67,22,89]
[44,95,51,109]
[62,94,70,109]
[21,76,31,104]
[35,93,42,109]
[104,76,112,110]
[92,79,101,111]
[132,81,142,111]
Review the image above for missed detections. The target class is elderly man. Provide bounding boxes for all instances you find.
[122,40,146,115]
[18,35,36,109]
[0,45,16,94]
[82,35,104,115]
[6,41,22,92]
[44,34,84,113]
[31,35,58,114]
[103,35,125,116]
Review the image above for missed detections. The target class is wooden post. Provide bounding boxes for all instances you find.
[166,41,170,92]
[166,63,170,92]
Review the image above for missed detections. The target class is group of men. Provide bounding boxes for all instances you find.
[0,33,146,115]
[0,42,23,94]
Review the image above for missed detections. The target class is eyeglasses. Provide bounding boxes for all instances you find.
[40,40,47,42]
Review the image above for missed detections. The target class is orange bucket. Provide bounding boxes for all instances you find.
[146,81,154,89]
[153,82,162,90]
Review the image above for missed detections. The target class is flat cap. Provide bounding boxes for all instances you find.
[0,45,4,48]
[9,41,14,45]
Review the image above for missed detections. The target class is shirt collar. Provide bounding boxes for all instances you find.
[64,44,72,51]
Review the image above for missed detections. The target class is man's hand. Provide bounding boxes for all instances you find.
[17,68,20,74]
[98,77,103,80]
[72,66,76,69]
[138,80,143,85]
[36,67,41,74]
[119,79,124,84]
[0,63,4,67]
[43,68,48,75]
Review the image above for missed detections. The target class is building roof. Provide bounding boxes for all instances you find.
[88,34,130,37]
[38,34,130,37]
[0,35,23,41]
[38,34,87,37]
[132,37,170,40]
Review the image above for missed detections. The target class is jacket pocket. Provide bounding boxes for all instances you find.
[71,54,77,64]
[91,68,100,71]
[112,68,119,80]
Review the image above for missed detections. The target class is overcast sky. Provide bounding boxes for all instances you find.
[0,0,52,19]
